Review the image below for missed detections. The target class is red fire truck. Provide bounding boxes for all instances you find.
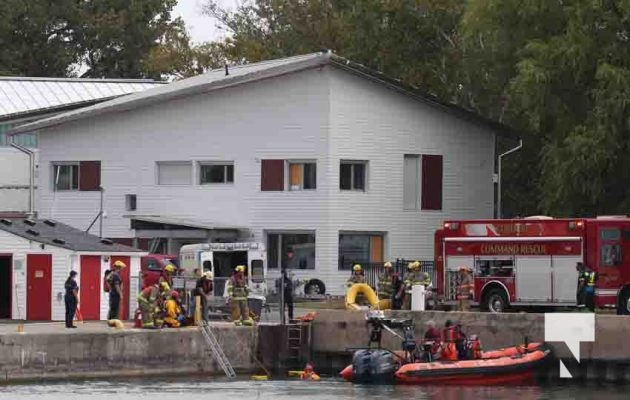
[434,216,630,314]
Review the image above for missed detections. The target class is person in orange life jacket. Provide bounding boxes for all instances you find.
[301,362,320,380]
[423,320,442,361]
[469,335,483,359]
[441,320,458,361]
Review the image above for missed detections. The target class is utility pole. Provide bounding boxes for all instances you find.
[497,140,522,218]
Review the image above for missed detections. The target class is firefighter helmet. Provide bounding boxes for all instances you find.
[353,264,362,272]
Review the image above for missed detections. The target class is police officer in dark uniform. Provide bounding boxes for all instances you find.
[64,271,79,328]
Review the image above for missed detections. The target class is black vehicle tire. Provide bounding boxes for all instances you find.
[304,279,326,295]
[619,289,630,315]
[484,289,508,313]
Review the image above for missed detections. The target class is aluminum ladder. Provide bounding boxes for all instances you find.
[199,321,236,378]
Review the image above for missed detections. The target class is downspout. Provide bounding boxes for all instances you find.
[497,139,523,219]
[9,134,35,219]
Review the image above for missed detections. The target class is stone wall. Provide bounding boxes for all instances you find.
[0,325,257,383]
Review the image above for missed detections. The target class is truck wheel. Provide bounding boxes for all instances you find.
[304,279,326,295]
[484,289,508,313]
[619,289,630,315]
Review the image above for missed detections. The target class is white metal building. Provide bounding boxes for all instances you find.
[0,217,146,321]
[8,52,519,295]
[0,77,165,215]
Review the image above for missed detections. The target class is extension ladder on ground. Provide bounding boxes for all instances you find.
[198,321,236,378]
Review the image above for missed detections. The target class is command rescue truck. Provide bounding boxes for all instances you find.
[434,216,630,314]
[178,242,268,318]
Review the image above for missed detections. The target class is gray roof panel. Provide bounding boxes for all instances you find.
[0,217,146,253]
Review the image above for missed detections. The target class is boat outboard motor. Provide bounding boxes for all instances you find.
[351,349,397,384]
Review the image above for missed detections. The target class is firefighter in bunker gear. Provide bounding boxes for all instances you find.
[153,281,171,328]
[576,262,587,308]
[584,267,597,312]
[159,263,176,287]
[347,264,366,287]
[377,262,394,302]
[228,265,253,326]
[164,290,183,328]
[137,283,159,328]
[403,261,427,309]
[457,266,474,312]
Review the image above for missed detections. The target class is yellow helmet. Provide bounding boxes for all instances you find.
[160,281,170,291]
[203,271,213,279]
[407,262,414,270]
[164,264,175,273]
[353,264,362,272]
[384,262,392,268]
[113,260,126,269]
[235,265,245,272]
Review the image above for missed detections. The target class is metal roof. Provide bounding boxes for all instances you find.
[0,217,145,253]
[127,215,249,231]
[7,51,521,139]
[0,76,165,121]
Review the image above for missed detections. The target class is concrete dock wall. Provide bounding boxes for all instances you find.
[309,310,630,382]
[0,325,257,383]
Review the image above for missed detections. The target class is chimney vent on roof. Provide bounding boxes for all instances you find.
[52,238,66,245]
[0,219,12,226]
[24,219,36,226]
[101,238,113,245]
[26,228,39,236]
[44,219,56,227]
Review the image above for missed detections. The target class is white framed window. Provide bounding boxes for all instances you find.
[267,231,316,270]
[340,160,367,191]
[199,162,234,184]
[52,162,79,191]
[288,161,316,190]
[156,161,192,185]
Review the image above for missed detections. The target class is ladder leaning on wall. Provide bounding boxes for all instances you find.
[198,320,236,378]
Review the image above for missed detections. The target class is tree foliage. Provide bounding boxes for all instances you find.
[204,0,630,217]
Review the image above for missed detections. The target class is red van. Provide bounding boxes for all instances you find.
[140,254,179,289]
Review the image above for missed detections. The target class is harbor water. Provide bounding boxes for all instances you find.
[0,377,628,400]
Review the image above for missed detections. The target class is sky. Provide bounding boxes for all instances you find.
[172,0,238,44]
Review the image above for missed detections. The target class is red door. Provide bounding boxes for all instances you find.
[26,254,52,321]
[110,256,131,320]
[80,255,101,320]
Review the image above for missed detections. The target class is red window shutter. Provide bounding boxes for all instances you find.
[79,161,101,191]
[421,155,443,210]
[261,160,285,191]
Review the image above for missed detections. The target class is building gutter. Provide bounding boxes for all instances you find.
[497,139,523,218]
[9,135,35,219]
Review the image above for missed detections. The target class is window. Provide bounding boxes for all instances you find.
[53,163,79,191]
[404,155,420,210]
[125,194,137,211]
[340,161,367,191]
[199,163,234,184]
[421,154,443,210]
[261,159,285,191]
[267,232,316,270]
[600,228,622,266]
[338,233,384,270]
[251,260,264,282]
[289,162,316,190]
[475,258,515,277]
[157,161,192,185]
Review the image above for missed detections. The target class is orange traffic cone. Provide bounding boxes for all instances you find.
[75,307,84,324]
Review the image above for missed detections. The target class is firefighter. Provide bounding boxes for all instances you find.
[391,269,405,310]
[576,262,587,309]
[193,271,213,322]
[154,281,171,328]
[456,266,474,312]
[377,262,394,303]
[164,290,183,328]
[404,261,426,309]
[583,265,597,312]
[347,264,366,287]
[402,262,416,310]
[228,265,253,326]
[137,283,159,329]
[106,261,125,321]
[159,263,176,287]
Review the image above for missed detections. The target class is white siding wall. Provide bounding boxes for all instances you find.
[326,69,495,291]
[35,66,495,295]
[0,229,74,320]
[0,148,38,212]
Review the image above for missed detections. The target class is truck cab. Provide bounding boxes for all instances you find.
[140,254,179,289]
